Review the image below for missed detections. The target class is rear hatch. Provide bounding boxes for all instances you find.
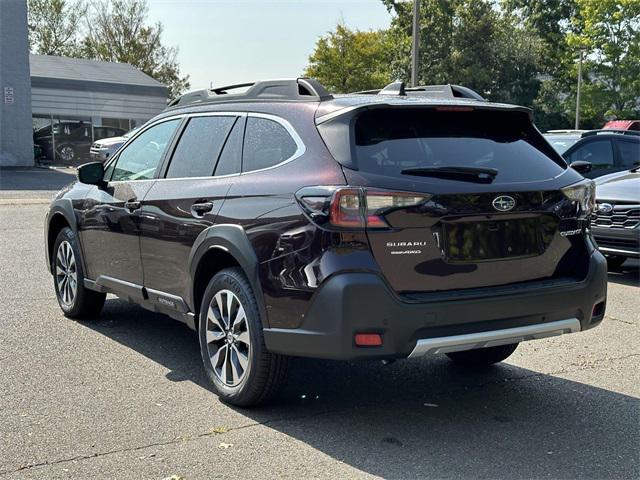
[317,105,592,293]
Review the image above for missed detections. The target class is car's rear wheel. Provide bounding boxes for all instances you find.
[605,255,627,270]
[198,267,288,407]
[53,227,106,318]
[446,343,518,367]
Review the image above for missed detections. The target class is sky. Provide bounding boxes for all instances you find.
[146,0,393,91]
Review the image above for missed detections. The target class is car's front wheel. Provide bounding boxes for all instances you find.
[446,343,518,367]
[198,268,288,407]
[53,227,106,318]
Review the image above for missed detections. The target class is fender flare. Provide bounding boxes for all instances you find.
[187,224,268,325]
[45,199,80,273]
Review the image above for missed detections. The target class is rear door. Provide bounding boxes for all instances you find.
[338,107,586,293]
[139,113,245,303]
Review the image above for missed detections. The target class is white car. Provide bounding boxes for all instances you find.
[89,127,140,162]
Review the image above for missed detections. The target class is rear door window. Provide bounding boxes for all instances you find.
[616,139,639,168]
[354,108,566,183]
[242,116,298,172]
[568,139,614,169]
[214,117,244,176]
[166,116,236,178]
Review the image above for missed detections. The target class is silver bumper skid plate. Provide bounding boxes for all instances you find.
[409,318,581,357]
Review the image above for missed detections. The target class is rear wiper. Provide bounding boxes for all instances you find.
[400,166,499,183]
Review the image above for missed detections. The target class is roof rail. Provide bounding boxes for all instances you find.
[581,129,640,138]
[167,77,333,108]
[352,81,485,101]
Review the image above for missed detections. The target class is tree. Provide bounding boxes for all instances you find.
[569,0,640,120]
[304,24,393,93]
[381,0,542,106]
[27,0,87,56]
[81,0,189,99]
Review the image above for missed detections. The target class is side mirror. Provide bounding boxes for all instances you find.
[569,160,592,174]
[77,162,105,186]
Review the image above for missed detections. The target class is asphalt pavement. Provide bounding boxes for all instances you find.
[0,168,638,479]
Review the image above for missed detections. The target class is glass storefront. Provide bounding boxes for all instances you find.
[32,115,139,165]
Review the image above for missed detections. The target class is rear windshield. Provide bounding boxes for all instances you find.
[544,134,580,154]
[354,108,567,183]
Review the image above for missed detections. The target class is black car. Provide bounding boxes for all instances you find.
[591,168,640,269]
[44,79,607,406]
[560,130,640,179]
[34,122,126,163]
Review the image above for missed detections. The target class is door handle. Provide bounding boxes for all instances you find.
[124,200,141,211]
[191,201,214,216]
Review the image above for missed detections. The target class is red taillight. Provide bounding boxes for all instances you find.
[330,188,365,228]
[328,188,429,230]
[355,333,383,346]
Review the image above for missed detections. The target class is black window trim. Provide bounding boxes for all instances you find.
[159,113,240,180]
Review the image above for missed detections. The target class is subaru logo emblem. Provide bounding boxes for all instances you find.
[598,203,613,213]
[492,195,516,212]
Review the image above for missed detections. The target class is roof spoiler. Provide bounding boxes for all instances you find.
[352,81,486,101]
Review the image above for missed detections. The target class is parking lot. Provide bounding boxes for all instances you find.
[1,168,638,480]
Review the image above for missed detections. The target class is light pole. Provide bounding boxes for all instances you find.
[411,0,420,87]
[575,48,585,130]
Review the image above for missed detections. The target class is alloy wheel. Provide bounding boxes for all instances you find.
[55,241,77,307]
[58,146,74,162]
[205,289,251,387]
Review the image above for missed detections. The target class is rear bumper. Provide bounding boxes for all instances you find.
[592,226,640,258]
[263,251,608,360]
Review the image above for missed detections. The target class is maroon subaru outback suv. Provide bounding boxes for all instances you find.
[45,78,607,406]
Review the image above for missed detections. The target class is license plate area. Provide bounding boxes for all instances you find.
[443,218,545,262]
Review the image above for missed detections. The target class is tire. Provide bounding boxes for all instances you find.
[56,144,75,163]
[198,267,289,407]
[446,343,518,368]
[52,227,106,319]
[605,255,627,270]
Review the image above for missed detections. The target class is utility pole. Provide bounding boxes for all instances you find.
[411,0,420,87]
[575,48,584,130]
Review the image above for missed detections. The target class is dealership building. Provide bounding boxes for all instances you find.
[0,0,168,166]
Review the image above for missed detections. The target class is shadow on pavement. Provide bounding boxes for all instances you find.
[0,167,75,192]
[84,298,639,479]
[607,258,639,287]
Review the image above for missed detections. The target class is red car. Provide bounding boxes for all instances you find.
[603,120,639,131]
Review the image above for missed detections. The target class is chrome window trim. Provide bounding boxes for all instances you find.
[151,111,306,182]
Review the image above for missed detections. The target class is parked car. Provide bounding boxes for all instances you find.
[45,78,607,406]
[543,130,587,155]
[553,130,640,179]
[591,167,640,269]
[603,120,640,131]
[90,127,141,162]
[34,122,126,163]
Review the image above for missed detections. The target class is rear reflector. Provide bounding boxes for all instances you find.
[354,333,383,347]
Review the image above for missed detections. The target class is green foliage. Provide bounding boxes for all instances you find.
[81,0,190,99]
[27,0,87,56]
[305,0,639,130]
[304,24,393,93]
[27,0,190,98]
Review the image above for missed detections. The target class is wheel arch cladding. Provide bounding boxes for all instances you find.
[188,224,268,326]
[46,201,77,273]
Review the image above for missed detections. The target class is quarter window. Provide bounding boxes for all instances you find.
[108,119,180,181]
[242,117,298,172]
[166,116,236,178]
